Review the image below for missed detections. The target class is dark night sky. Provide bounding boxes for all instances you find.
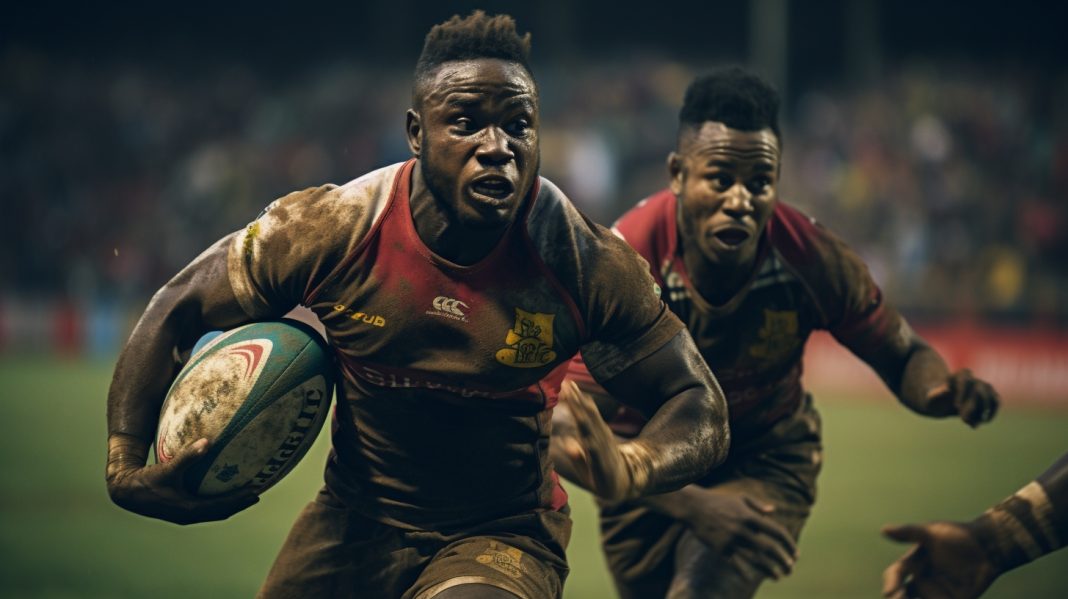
[5,0,1066,81]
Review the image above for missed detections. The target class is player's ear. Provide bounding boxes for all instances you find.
[406,109,422,157]
[668,152,684,195]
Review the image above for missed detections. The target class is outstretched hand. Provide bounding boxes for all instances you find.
[107,437,259,525]
[684,490,798,581]
[926,369,999,428]
[555,381,650,502]
[881,521,1001,599]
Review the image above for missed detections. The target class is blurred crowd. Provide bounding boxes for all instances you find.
[3,50,1066,331]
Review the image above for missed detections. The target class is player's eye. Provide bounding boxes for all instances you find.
[505,117,531,137]
[451,116,477,133]
[747,176,773,194]
[706,173,733,191]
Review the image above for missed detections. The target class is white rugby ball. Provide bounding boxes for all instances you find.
[155,319,334,496]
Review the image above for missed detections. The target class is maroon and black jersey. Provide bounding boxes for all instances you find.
[569,188,900,442]
[227,160,682,530]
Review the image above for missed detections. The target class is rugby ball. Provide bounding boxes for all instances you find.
[155,319,334,497]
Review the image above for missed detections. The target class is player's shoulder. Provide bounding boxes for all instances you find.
[527,176,633,257]
[250,162,403,244]
[612,189,677,264]
[263,162,402,226]
[765,201,849,267]
[525,176,653,283]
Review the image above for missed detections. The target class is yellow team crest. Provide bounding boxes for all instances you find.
[495,308,557,368]
[749,309,800,360]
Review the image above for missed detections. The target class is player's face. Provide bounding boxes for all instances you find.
[408,58,539,231]
[671,122,780,268]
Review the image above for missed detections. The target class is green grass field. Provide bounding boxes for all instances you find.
[1,355,1065,598]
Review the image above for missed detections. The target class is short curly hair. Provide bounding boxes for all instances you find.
[413,10,533,100]
[679,67,781,142]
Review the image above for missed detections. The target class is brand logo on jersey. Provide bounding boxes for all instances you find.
[475,541,525,578]
[332,304,386,327]
[427,295,469,321]
[749,309,800,361]
[495,308,556,368]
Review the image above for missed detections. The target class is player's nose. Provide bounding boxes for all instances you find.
[721,185,754,216]
[475,126,514,165]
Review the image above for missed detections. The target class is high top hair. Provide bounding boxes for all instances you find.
[413,10,533,100]
[678,67,781,142]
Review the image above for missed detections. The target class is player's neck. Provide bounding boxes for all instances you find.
[409,168,509,266]
[682,243,760,307]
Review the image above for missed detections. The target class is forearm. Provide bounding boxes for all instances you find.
[628,385,729,496]
[896,343,953,415]
[106,237,249,476]
[968,452,1068,572]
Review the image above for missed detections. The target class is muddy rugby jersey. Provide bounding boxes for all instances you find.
[568,189,901,442]
[227,160,683,529]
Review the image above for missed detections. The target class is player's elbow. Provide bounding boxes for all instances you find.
[701,390,731,470]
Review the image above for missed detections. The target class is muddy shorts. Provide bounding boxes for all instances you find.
[598,395,823,599]
[258,487,572,599]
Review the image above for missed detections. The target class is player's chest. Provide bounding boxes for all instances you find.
[669,273,821,372]
[308,233,582,383]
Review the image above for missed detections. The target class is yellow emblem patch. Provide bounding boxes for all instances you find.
[495,308,557,368]
[748,309,800,360]
[475,541,524,578]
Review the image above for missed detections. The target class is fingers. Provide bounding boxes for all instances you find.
[560,380,629,500]
[881,523,929,544]
[743,529,796,578]
[950,370,1000,428]
[882,557,910,598]
[154,438,211,486]
[178,490,260,525]
[732,543,790,581]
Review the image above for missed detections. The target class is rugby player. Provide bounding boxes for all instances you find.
[104,12,730,599]
[552,67,1001,598]
[882,450,1068,599]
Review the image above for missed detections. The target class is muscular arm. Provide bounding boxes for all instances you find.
[551,362,796,579]
[882,451,1068,599]
[106,235,272,523]
[553,330,729,501]
[847,313,998,427]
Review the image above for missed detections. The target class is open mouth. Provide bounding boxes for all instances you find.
[712,228,751,247]
[469,177,515,202]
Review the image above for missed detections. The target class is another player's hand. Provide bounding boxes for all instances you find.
[926,369,999,428]
[684,490,797,581]
[106,437,258,525]
[881,521,1001,599]
[556,380,650,502]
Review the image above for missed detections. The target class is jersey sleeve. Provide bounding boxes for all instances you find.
[227,184,351,318]
[574,219,684,383]
[770,204,902,355]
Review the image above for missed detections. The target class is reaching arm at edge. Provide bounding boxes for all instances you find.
[970,450,1068,571]
[881,450,1068,598]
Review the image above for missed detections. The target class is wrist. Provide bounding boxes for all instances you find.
[106,432,149,482]
[967,481,1061,573]
[618,440,655,501]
